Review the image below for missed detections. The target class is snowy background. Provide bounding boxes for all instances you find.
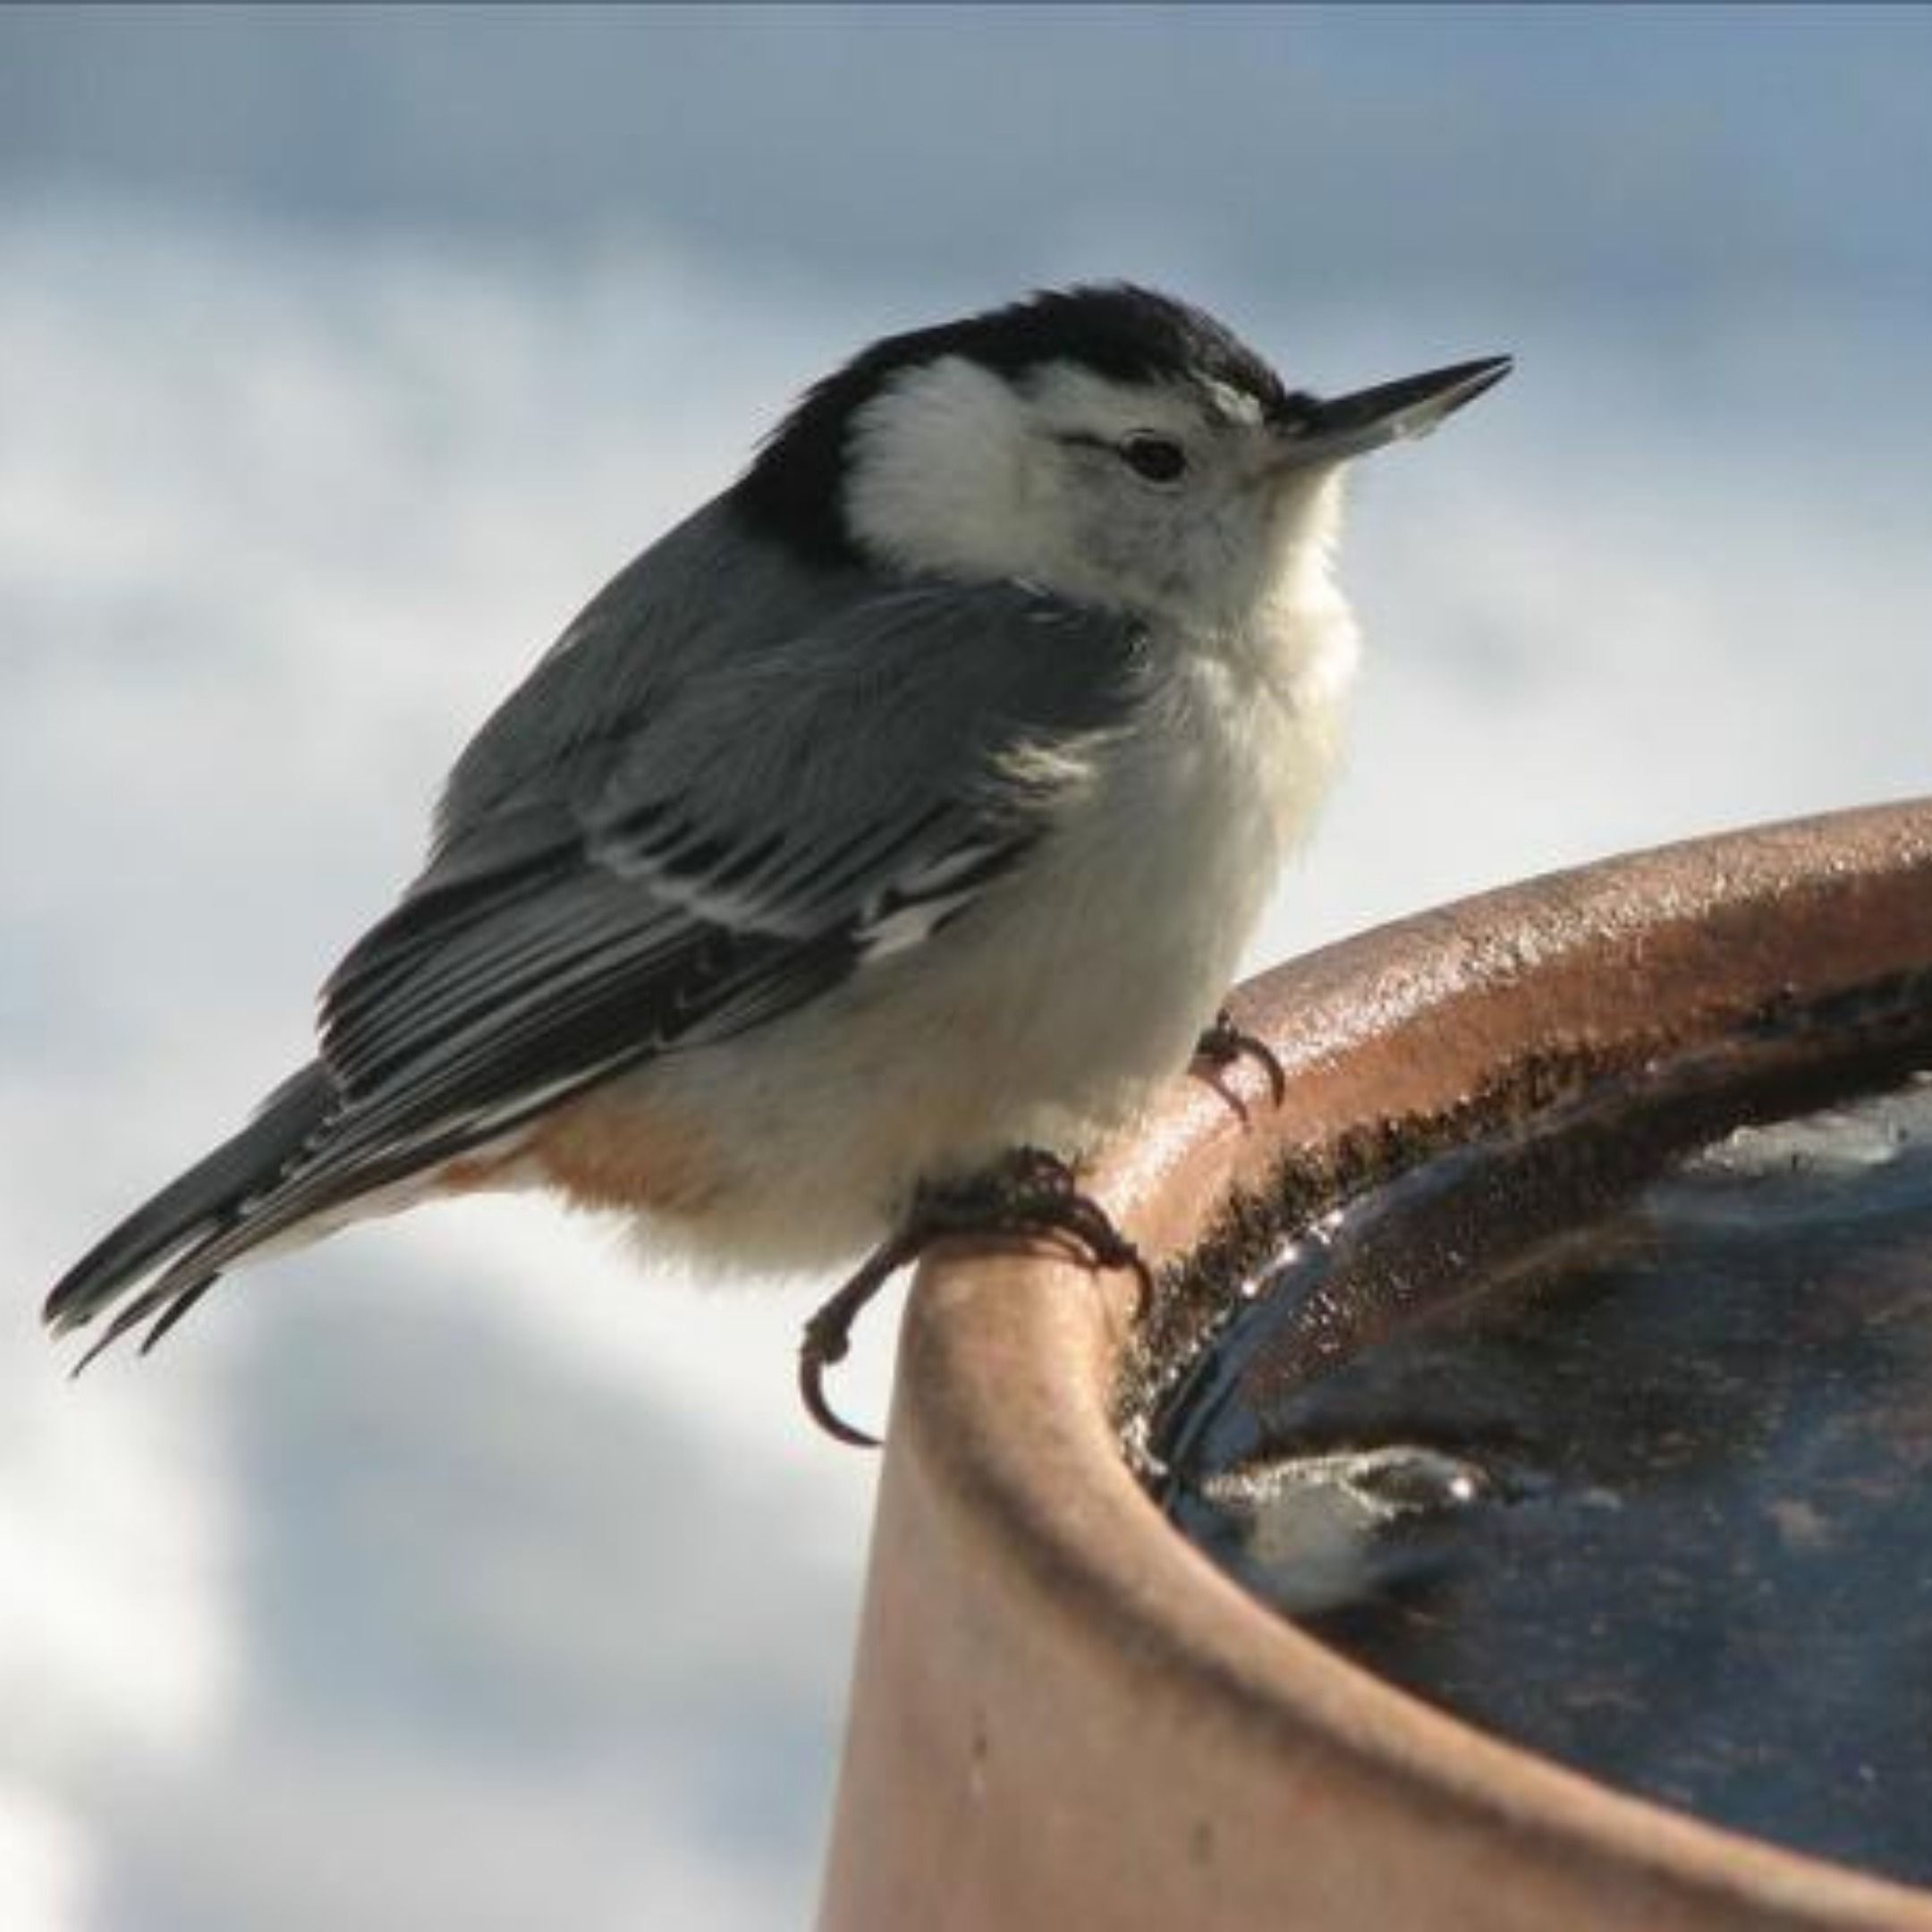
[3,7,1930,1928]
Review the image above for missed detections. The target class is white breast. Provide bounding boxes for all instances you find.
[617,587,1359,1269]
[989,593,1359,1127]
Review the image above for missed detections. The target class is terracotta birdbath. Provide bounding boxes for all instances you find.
[818,798,1932,1932]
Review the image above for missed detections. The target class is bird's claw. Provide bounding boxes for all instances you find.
[1193,1006,1287,1108]
[797,1147,1149,1448]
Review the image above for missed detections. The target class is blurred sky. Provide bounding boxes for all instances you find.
[3,8,1930,1930]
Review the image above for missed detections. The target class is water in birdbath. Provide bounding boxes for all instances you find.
[1158,1065,1932,1886]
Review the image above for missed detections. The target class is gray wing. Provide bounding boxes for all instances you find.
[48,533,1148,1368]
[428,498,872,837]
[261,577,1148,1233]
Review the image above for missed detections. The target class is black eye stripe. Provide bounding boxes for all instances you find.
[1052,428,1190,482]
[1118,433,1187,483]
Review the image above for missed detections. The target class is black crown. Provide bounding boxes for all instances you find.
[733,284,1287,567]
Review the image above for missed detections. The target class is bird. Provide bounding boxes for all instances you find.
[42,284,1510,1445]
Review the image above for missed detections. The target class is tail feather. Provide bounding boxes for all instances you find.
[44,1063,338,1355]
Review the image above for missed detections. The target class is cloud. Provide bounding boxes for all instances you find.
[0,1788,93,1932]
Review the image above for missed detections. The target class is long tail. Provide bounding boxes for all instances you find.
[44,1063,338,1368]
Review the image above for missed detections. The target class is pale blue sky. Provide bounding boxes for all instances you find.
[4,6,1930,305]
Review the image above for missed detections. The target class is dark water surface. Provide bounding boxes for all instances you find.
[1163,1072,1932,1885]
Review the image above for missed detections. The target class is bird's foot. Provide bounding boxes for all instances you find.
[799,1147,1149,1449]
[1192,1005,1287,1109]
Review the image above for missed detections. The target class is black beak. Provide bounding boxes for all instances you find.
[1275,354,1513,466]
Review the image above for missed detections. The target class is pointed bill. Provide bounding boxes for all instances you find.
[1274,354,1513,466]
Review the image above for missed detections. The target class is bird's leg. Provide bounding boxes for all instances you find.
[798,1147,1151,1449]
[1192,1005,1287,1107]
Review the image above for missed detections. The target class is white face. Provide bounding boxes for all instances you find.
[842,353,1344,629]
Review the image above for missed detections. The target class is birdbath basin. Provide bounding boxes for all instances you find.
[1158,1032,1932,1885]
[818,800,1932,1932]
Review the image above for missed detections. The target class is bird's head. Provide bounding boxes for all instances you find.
[733,284,1510,629]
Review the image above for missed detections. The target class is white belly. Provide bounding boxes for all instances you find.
[627,613,1356,1267]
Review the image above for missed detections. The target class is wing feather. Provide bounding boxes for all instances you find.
[273,580,1141,1236]
[53,572,1150,1354]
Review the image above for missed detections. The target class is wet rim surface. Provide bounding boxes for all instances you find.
[1132,966,1932,1482]
[826,800,1932,1931]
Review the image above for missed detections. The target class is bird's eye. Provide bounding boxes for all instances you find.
[1117,434,1187,484]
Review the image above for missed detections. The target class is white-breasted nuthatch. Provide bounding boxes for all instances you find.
[44,284,1509,1443]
